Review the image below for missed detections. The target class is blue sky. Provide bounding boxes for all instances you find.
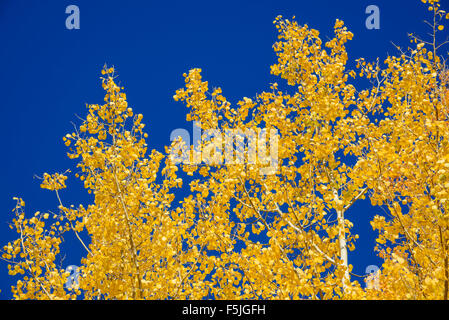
[0,0,447,299]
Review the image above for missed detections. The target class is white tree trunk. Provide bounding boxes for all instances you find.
[333,189,349,292]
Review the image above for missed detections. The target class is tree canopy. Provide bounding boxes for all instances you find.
[2,0,449,300]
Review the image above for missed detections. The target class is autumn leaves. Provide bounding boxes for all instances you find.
[2,0,449,300]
